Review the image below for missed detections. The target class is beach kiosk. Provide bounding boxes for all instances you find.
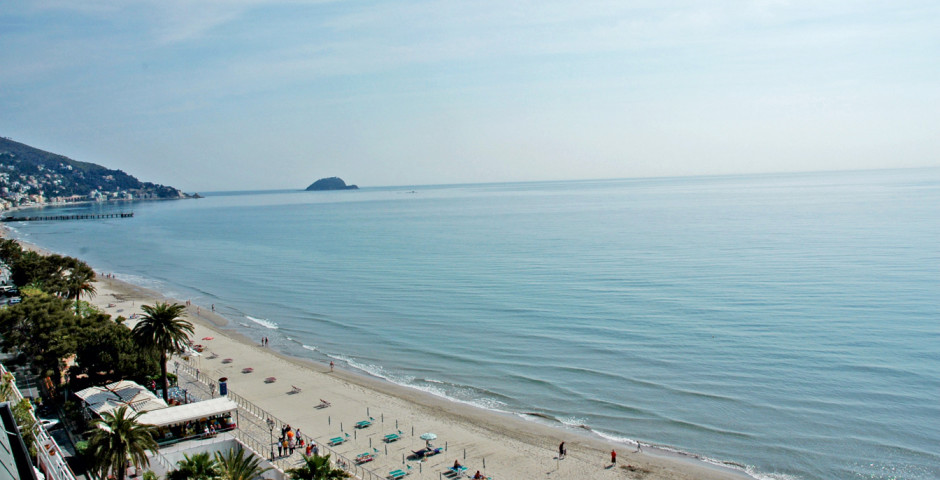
[137,397,238,445]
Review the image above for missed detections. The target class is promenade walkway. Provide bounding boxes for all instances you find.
[173,359,389,480]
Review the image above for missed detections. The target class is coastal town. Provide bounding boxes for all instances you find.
[0,137,191,211]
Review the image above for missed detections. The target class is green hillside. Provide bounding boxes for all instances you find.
[0,137,188,203]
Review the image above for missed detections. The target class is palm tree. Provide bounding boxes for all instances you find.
[287,454,350,480]
[168,452,220,480]
[65,261,97,315]
[87,405,158,480]
[216,447,271,480]
[132,302,193,402]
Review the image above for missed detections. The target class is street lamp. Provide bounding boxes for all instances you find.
[267,418,275,461]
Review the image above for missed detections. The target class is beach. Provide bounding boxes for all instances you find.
[67,273,748,480]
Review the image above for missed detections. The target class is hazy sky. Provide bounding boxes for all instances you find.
[2,1,938,192]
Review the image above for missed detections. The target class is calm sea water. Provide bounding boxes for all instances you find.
[8,169,939,480]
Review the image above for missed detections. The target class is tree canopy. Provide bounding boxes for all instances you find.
[287,454,350,480]
[132,302,193,402]
[0,293,79,384]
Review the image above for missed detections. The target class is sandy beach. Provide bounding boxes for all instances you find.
[65,270,752,480]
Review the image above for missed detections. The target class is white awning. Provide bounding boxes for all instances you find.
[75,380,168,416]
[137,397,237,427]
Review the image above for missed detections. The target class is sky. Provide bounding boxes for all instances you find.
[1,1,938,192]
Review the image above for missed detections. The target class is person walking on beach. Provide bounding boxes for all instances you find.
[559,441,566,459]
[611,449,617,464]
[635,441,641,453]
[330,360,334,372]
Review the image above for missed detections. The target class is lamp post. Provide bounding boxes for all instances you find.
[267,418,275,461]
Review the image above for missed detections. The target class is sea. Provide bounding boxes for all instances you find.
[6,168,939,480]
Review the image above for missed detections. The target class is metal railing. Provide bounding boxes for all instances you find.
[0,363,79,480]
[175,359,385,480]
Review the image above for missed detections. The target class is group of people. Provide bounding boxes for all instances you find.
[261,336,269,346]
[452,460,485,479]
[277,424,305,457]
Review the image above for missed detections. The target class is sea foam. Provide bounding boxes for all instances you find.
[245,315,278,329]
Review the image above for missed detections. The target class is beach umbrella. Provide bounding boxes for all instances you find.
[420,432,437,447]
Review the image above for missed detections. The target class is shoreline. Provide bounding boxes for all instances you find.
[5,230,755,480]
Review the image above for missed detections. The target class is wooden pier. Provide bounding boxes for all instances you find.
[1,212,134,222]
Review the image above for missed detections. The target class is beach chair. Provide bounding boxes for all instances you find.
[355,452,374,464]
[221,358,233,364]
[290,385,302,394]
[241,367,253,373]
[328,436,346,446]
[383,432,400,443]
[316,399,331,409]
[389,469,408,479]
[265,377,277,383]
[355,419,372,429]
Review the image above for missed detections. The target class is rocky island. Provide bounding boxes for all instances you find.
[305,177,359,191]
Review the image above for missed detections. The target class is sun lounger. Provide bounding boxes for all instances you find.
[448,466,468,477]
[290,385,302,393]
[389,470,408,479]
[383,433,400,443]
[355,419,372,429]
[221,358,232,364]
[316,399,331,409]
[328,436,346,446]
[355,452,374,464]
[265,377,276,383]
[242,367,253,373]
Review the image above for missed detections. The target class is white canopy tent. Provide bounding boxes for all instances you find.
[74,380,167,417]
[136,397,237,427]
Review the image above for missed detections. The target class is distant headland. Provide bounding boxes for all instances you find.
[0,136,196,211]
[305,177,359,191]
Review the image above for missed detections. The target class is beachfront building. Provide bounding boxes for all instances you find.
[134,398,284,479]
[74,380,168,421]
[76,381,284,478]
[76,381,239,445]
[137,397,238,446]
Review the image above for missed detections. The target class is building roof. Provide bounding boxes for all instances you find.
[136,397,237,427]
[74,380,167,416]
